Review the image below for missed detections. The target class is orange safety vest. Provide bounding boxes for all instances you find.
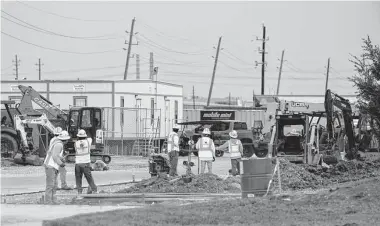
[229,140,242,159]
[198,137,214,160]
[167,132,179,152]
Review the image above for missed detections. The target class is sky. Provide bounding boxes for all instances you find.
[1,1,380,100]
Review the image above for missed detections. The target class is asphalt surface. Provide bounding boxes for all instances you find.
[1,155,233,195]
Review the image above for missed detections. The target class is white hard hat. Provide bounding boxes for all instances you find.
[53,127,63,135]
[202,128,211,135]
[58,131,71,140]
[229,130,238,138]
[77,129,87,137]
[173,124,180,130]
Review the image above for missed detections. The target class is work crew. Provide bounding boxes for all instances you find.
[49,127,72,190]
[74,129,97,194]
[167,124,180,177]
[216,130,244,176]
[193,128,216,174]
[43,130,70,204]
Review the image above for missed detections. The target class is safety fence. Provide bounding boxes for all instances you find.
[101,107,163,156]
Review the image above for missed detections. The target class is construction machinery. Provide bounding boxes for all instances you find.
[1,85,111,165]
[324,89,359,160]
[268,100,321,164]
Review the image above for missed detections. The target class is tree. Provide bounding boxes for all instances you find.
[349,36,380,139]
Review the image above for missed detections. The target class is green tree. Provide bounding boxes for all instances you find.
[349,36,380,139]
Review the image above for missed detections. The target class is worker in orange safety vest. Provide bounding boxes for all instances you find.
[192,128,216,174]
[167,124,180,177]
[43,130,70,204]
[216,130,244,176]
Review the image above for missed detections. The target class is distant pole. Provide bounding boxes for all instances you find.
[325,58,330,93]
[35,58,43,80]
[123,17,136,80]
[149,52,154,80]
[13,55,20,80]
[207,36,222,106]
[192,86,195,109]
[229,92,231,106]
[276,50,285,96]
[136,54,140,79]
[261,24,267,95]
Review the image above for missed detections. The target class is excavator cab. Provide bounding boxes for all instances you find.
[65,107,110,163]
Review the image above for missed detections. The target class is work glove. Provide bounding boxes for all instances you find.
[60,163,65,168]
[213,157,215,162]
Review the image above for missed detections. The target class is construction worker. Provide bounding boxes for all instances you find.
[74,129,97,194]
[167,124,180,177]
[43,130,70,204]
[193,128,216,174]
[49,127,72,190]
[216,130,244,176]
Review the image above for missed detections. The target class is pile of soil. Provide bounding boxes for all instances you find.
[117,174,241,194]
[271,158,329,191]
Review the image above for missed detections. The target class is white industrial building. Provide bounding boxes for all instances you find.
[1,80,183,140]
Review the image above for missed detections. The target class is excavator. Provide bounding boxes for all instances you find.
[1,85,111,165]
[324,89,360,160]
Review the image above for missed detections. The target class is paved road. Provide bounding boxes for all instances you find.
[1,155,233,195]
[1,204,139,226]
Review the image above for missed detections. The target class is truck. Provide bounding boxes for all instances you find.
[1,85,111,165]
[176,120,260,158]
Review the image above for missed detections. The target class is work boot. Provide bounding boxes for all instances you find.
[60,185,73,190]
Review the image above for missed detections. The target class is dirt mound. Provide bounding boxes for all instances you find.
[271,158,328,191]
[304,158,380,183]
[117,174,241,193]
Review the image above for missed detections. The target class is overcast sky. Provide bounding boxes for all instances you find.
[1,1,380,100]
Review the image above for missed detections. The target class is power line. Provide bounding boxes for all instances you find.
[137,33,211,55]
[1,31,121,55]
[221,48,253,65]
[16,0,125,22]
[1,10,123,40]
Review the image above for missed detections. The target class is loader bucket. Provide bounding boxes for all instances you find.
[13,153,43,166]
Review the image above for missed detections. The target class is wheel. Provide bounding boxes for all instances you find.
[1,133,18,159]
[242,144,254,158]
[155,164,162,172]
[102,155,111,164]
[255,148,268,158]
[215,149,224,157]
[179,150,189,157]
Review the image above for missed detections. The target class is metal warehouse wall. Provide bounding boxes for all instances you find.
[183,109,266,128]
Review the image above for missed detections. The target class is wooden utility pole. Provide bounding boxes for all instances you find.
[13,55,20,80]
[123,17,136,80]
[35,58,43,80]
[136,54,140,79]
[207,36,222,106]
[229,92,231,106]
[149,52,154,80]
[259,24,268,95]
[192,86,195,109]
[325,58,330,93]
[276,50,285,96]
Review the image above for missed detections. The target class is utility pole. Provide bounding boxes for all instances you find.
[276,50,285,96]
[123,17,136,80]
[136,54,140,79]
[325,58,330,93]
[35,58,44,80]
[149,52,154,80]
[255,23,269,95]
[13,55,20,80]
[192,86,195,109]
[229,92,231,106]
[207,36,222,106]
